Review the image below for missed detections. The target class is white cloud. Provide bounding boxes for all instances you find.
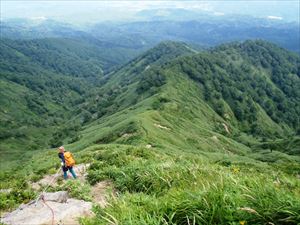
[30,16,47,21]
[101,1,213,12]
[2,1,296,24]
[267,15,283,20]
[214,12,225,16]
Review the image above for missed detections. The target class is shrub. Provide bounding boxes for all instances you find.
[51,180,91,202]
[84,146,300,225]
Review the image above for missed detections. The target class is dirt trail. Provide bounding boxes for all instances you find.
[154,123,171,130]
[222,123,230,134]
[91,180,114,208]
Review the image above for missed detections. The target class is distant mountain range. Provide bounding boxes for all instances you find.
[1,13,299,54]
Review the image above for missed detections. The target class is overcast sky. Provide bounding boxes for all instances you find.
[1,1,299,24]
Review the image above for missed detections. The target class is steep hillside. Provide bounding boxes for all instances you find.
[0,38,106,159]
[1,39,299,163]
[0,37,133,76]
[0,40,197,165]
[0,41,300,225]
[175,40,300,136]
[71,40,300,158]
[1,40,300,225]
[74,41,197,120]
[0,35,152,155]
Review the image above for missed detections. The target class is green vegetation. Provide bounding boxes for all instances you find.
[174,41,300,138]
[0,38,107,160]
[0,40,300,224]
[52,179,92,202]
[1,144,299,224]
[82,145,300,225]
[0,181,36,211]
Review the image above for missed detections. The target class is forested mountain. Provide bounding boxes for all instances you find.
[1,38,105,79]
[0,38,106,156]
[1,39,299,161]
[71,40,299,157]
[1,37,300,224]
[0,39,197,160]
[2,1,300,222]
[71,41,197,123]
[175,40,300,136]
[0,37,148,74]
[89,18,300,53]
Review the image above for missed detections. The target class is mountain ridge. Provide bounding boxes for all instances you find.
[1,39,300,225]
[1,39,299,164]
[68,40,299,160]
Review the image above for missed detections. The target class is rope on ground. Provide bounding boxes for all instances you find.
[42,195,55,225]
[32,167,61,224]
[34,167,62,206]
[14,166,61,212]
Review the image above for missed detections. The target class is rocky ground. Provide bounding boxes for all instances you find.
[1,164,113,225]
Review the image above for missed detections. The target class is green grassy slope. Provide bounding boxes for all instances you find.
[1,40,300,224]
[72,40,300,158]
[0,41,197,166]
[1,143,299,224]
[59,40,300,224]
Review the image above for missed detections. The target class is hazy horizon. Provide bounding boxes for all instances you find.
[1,0,299,25]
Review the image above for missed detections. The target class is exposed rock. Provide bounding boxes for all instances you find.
[1,192,92,225]
[154,123,170,130]
[1,165,114,225]
[43,191,69,203]
[146,144,152,148]
[75,163,90,182]
[33,172,62,190]
[31,164,90,190]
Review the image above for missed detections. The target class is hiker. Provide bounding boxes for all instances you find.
[58,146,77,179]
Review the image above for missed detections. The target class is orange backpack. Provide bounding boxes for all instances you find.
[64,151,75,167]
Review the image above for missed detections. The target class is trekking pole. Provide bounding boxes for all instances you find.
[34,167,62,206]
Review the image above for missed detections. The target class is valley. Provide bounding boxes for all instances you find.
[1,39,299,224]
[0,7,300,224]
